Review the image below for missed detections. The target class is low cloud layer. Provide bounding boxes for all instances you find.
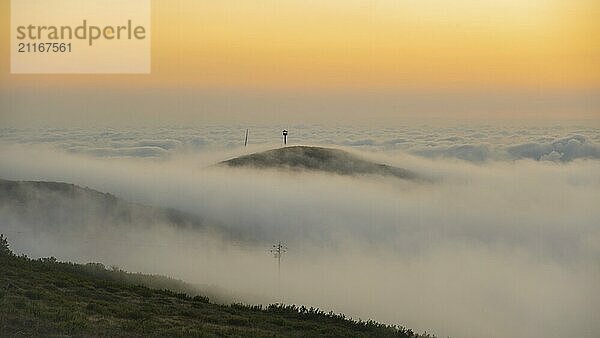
[0,133,599,337]
[1,124,599,162]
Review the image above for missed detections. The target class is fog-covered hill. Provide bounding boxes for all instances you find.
[221,146,417,180]
[0,179,215,233]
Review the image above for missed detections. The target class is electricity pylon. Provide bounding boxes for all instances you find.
[270,241,287,301]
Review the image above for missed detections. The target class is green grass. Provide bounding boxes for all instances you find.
[0,237,433,337]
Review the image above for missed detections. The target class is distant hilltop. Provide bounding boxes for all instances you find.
[0,178,217,234]
[220,146,417,180]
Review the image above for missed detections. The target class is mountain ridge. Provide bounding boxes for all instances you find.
[0,178,213,232]
[221,146,417,180]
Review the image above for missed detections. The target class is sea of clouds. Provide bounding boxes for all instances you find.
[1,123,599,162]
[0,123,599,338]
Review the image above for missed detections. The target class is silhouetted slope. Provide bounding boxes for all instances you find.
[221,146,417,179]
[0,179,213,232]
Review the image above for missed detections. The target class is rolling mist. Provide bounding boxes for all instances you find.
[1,139,599,338]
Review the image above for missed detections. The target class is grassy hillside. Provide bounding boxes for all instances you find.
[221,146,417,180]
[0,236,433,337]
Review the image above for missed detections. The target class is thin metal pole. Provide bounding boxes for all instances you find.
[270,240,286,303]
[277,241,281,300]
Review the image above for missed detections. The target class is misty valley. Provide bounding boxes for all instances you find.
[1,126,599,337]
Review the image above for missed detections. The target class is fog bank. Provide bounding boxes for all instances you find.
[1,144,599,338]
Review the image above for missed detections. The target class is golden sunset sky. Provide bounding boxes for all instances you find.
[1,0,599,124]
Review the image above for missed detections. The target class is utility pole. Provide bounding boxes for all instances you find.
[244,129,249,147]
[282,130,288,145]
[270,241,287,301]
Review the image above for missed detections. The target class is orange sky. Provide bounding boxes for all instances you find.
[148,0,599,91]
[0,0,599,123]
